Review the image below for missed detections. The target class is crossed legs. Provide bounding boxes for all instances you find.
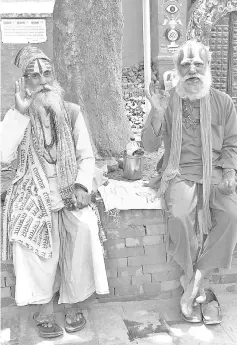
[165,177,237,317]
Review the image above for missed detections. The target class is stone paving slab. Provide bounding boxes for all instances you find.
[89,305,129,345]
[1,283,236,345]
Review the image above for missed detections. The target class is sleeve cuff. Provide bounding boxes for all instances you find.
[75,171,93,194]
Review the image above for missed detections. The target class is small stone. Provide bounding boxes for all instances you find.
[226,284,237,293]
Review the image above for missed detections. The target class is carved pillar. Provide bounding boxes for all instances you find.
[157,0,189,79]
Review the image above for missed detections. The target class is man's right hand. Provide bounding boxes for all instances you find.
[144,81,170,135]
[15,77,37,114]
[145,81,170,113]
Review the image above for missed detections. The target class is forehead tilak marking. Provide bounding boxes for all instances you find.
[36,58,43,74]
[25,59,52,74]
[182,42,201,60]
[25,60,37,73]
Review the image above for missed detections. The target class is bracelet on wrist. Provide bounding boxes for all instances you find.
[74,183,88,193]
[223,168,235,176]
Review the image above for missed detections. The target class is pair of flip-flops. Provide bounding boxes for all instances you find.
[33,311,86,338]
[181,288,222,325]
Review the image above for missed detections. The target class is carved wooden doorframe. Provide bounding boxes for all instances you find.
[186,0,237,43]
[186,1,237,108]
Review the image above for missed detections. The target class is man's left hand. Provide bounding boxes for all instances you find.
[74,187,91,209]
[218,177,236,195]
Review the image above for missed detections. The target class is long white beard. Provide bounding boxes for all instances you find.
[31,81,65,123]
[176,68,212,100]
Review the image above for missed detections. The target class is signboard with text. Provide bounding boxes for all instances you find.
[1,19,47,43]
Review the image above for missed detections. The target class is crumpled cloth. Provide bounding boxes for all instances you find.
[98,179,161,211]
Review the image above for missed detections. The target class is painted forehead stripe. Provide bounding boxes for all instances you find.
[176,42,210,66]
[37,58,43,74]
[182,42,203,59]
[25,59,52,74]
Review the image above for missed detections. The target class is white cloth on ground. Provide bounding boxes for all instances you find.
[98,179,161,211]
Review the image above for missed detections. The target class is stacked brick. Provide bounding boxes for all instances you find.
[1,200,237,306]
[1,260,16,307]
[97,202,183,300]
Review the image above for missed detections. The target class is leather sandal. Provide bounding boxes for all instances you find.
[33,312,63,338]
[65,311,86,333]
[200,288,222,325]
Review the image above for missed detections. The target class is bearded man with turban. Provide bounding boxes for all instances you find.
[142,40,237,323]
[1,46,109,338]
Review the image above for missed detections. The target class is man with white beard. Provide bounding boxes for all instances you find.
[1,46,109,338]
[142,40,237,324]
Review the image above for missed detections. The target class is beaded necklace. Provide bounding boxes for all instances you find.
[38,107,58,164]
[182,99,200,130]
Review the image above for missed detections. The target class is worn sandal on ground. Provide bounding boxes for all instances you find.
[201,288,222,325]
[65,311,86,333]
[33,312,63,338]
[180,304,202,323]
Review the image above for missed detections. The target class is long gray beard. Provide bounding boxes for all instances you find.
[176,69,212,100]
[30,81,65,123]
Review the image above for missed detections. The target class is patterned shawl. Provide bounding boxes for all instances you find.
[2,100,77,260]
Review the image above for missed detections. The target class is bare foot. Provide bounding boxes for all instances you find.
[180,275,189,291]
[180,273,206,310]
[34,313,54,328]
[195,287,206,304]
[37,299,55,328]
[65,308,83,324]
[180,269,205,317]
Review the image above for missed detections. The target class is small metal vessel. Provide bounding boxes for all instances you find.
[123,153,144,180]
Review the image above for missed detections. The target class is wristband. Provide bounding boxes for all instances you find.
[223,169,235,177]
[74,183,88,193]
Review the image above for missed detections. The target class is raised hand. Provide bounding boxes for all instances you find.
[143,81,170,136]
[145,81,170,113]
[15,77,37,114]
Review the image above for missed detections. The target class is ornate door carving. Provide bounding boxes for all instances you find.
[228,12,237,107]
[210,12,237,108]
[187,1,237,108]
[209,15,229,94]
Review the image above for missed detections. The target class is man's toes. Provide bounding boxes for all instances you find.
[196,288,206,304]
[66,316,72,324]
[42,322,52,328]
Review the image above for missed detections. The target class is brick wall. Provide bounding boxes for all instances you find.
[1,260,16,308]
[1,200,237,306]
[97,203,183,300]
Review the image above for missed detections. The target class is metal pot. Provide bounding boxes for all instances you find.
[123,153,144,180]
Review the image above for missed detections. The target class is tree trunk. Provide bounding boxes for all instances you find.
[53,0,131,158]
